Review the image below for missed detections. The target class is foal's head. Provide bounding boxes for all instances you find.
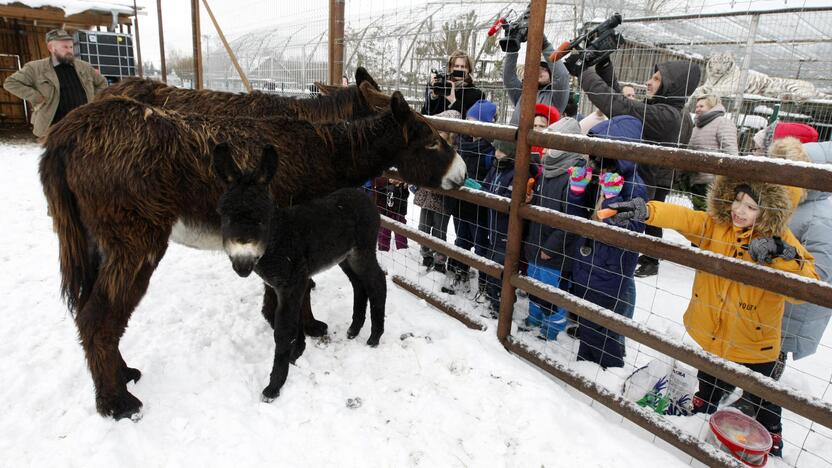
[213,143,279,277]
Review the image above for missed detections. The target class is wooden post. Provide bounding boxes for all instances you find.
[157,0,166,82]
[496,0,548,344]
[201,0,251,92]
[328,0,345,85]
[132,0,143,77]
[190,0,203,89]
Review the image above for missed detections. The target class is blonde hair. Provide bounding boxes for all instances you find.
[447,50,475,85]
[696,94,721,109]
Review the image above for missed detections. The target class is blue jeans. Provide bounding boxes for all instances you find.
[528,263,567,339]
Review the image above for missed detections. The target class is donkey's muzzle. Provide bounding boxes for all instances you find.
[224,240,265,278]
[231,256,257,277]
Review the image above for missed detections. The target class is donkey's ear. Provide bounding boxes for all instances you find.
[355,67,380,91]
[212,142,242,185]
[390,91,412,126]
[257,145,279,185]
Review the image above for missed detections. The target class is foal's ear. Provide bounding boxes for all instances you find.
[257,145,279,185]
[212,142,242,185]
[355,67,380,91]
[390,91,412,126]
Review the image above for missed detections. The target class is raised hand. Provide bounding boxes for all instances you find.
[568,166,592,195]
[599,171,624,199]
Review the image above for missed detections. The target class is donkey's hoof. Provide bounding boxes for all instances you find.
[122,366,142,384]
[346,326,361,340]
[304,319,328,337]
[366,336,380,347]
[261,385,280,403]
[104,391,143,421]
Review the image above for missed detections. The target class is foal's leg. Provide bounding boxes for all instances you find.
[339,260,369,340]
[264,282,328,338]
[354,252,387,347]
[75,250,162,419]
[262,280,305,402]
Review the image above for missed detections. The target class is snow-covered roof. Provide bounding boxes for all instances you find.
[0,0,135,16]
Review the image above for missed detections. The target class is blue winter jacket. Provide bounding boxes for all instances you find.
[457,135,494,182]
[781,141,832,359]
[482,159,516,249]
[568,116,648,308]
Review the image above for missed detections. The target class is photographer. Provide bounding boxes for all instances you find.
[421,50,483,118]
[503,37,571,124]
[564,54,700,277]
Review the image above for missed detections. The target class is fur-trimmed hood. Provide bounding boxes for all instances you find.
[707,176,795,237]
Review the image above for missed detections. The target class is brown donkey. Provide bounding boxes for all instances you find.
[40,91,465,420]
[99,68,390,338]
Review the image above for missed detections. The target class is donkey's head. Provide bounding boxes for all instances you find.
[387,91,467,190]
[213,143,278,278]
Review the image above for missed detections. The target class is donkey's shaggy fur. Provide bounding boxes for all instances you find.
[97,67,386,124]
[214,144,386,401]
[40,91,463,419]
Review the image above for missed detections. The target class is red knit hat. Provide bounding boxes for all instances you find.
[773,122,819,144]
[534,103,560,125]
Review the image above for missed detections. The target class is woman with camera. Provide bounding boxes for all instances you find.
[421,50,483,118]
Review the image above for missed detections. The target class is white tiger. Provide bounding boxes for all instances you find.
[695,52,824,102]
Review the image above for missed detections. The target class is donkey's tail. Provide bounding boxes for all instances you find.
[39,141,94,314]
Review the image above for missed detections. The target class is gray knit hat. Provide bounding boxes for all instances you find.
[493,139,517,157]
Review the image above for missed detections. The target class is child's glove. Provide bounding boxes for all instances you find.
[525,177,536,202]
[568,166,592,195]
[463,178,482,190]
[607,198,648,226]
[744,237,798,264]
[599,172,624,199]
[409,184,418,194]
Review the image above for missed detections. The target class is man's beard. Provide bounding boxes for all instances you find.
[56,53,75,65]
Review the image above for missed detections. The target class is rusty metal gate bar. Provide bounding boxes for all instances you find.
[495,0,550,345]
[391,276,486,331]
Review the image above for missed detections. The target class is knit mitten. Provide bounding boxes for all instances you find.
[599,172,624,199]
[568,166,592,195]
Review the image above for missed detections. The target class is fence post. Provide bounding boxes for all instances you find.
[328,0,345,85]
[190,0,203,89]
[156,0,166,83]
[496,0,549,344]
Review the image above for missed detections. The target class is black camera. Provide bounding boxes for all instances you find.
[430,69,465,96]
[552,13,623,69]
[488,5,531,53]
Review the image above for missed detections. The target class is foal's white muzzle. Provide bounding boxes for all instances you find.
[224,241,265,277]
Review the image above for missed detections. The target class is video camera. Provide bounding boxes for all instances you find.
[487,4,531,53]
[550,13,623,68]
[430,68,465,96]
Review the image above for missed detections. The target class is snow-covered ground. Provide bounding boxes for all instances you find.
[1,140,830,467]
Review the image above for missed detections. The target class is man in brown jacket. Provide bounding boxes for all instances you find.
[4,29,108,137]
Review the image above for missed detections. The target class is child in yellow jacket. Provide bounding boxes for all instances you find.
[608,175,817,458]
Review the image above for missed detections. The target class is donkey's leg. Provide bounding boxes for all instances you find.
[118,351,141,384]
[339,260,368,340]
[261,283,277,329]
[301,282,328,337]
[262,281,305,402]
[350,252,387,347]
[75,251,161,419]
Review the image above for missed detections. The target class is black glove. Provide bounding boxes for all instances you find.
[607,198,648,227]
[563,52,585,77]
[744,237,798,264]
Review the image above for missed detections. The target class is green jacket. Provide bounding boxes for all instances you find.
[3,57,108,137]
